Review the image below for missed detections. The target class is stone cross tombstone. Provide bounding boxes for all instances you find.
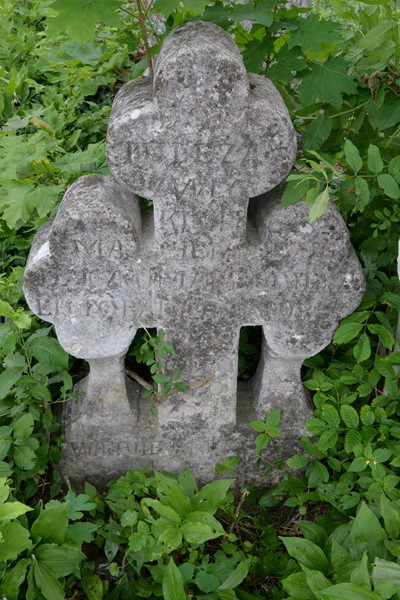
[24,21,365,487]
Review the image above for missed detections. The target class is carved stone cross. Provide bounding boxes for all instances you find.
[24,21,365,487]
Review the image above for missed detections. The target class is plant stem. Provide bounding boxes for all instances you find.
[135,0,154,77]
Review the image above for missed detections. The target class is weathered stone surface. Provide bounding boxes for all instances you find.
[24,21,365,488]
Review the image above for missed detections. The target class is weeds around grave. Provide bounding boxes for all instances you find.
[0,0,399,597]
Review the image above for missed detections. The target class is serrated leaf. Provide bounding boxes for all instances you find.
[281,177,311,206]
[367,144,383,175]
[297,57,357,109]
[353,333,371,363]
[354,177,370,211]
[376,96,400,131]
[318,429,338,451]
[377,174,400,199]
[341,405,359,429]
[304,115,333,151]
[344,140,362,173]
[309,186,329,222]
[288,14,341,54]
[163,557,187,600]
[0,367,24,400]
[46,0,122,43]
[388,155,400,181]
[367,324,394,350]
[27,336,68,369]
[333,322,363,344]
[287,454,309,469]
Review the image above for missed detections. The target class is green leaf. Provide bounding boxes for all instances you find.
[153,0,178,18]
[303,115,333,151]
[367,324,394,350]
[0,500,32,522]
[181,0,209,14]
[13,445,37,470]
[155,472,191,517]
[64,490,96,519]
[388,155,400,181]
[159,526,183,552]
[163,557,187,600]
[31,503,69,544]
[0,300,16,319]
[33,559,64,600]
[217,591,238,600]
[317,582,380,600]
[287,454,309,470]
[142,498,181,524]
[266,408,281,427]
[380,495,400,539]
[359,20,396,50]
[297,58,357,109]
[195,570,220,593]
[218,558,251,590]
[281,177,311,206]
[367,144,384,175]
[280,537,329,573]
[318,429,338,452]
[288,14,341,54]
[0,367,24,400]
[268,45,307,83]
[0,558,30,600]
[348,457,368,473]
[375,95,400,132]
[344,140,362,174]
[354,177,370,211]
[46,0,122,42]
[372,558,400,587]
[301,565,331,593]
[178,467,197,498]
[377,174,400,199]
[181,511,225,544]
[228,2,273,27]
[282,572,314,599]
[348,503,387,562]
[35,543,85,578]
[27,336,68,370]
[309,186,329,223]
[81,574,104,600]
[340,405,359,429]
[0,521,32,561]
[353,333,371,363]
[191,479,234,514]
[333,322,363,344]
